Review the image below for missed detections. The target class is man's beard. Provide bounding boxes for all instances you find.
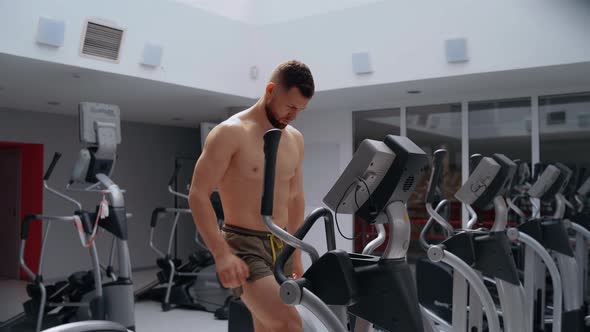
[265,104,286,129]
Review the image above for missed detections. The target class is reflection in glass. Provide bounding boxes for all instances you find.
[407,103,462,246]
[352,108,401,252]
[469,98,532,161]
[539,92,590,213]
[353,108,401,149]
[469,98,532,226]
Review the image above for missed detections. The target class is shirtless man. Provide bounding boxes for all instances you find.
[188,60,314,332]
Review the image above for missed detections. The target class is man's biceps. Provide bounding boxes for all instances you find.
[193,166,221,188]
[197,165,224,183]
[205,148,234,168]
[199,149,232,171]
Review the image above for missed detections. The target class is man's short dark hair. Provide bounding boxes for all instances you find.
[271,60,315,99]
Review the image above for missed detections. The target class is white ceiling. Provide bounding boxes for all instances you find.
[170,0,384,24]
[1,52,589,129]
[0,53,255,128]
[172,0,253,23]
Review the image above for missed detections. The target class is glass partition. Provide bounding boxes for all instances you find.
[352,108,401,252]
[539,92,590,213]
[469,98,532,226]
[407,103,462,244]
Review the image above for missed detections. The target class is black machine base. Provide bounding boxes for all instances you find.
[416,258,453,324]
[348,256,424,332]
[137,284,228,316]
[558,309,585,332]
[228,298,254,332]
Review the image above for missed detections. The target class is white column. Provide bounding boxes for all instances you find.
[461,101,469,228]
[400,106,407,137]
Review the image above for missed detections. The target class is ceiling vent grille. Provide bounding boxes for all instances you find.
[81,21,123,61]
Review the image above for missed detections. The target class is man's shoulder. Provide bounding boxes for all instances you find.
[213,117,247,136]
[203,118,249,153]
[285,125,304,144]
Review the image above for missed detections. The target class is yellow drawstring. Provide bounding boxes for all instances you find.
[268,233,284,264]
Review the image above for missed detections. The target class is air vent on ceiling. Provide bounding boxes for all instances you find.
[81,21,123,61]
[403,175,415,192]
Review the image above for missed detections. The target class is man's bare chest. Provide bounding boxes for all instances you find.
[228,134,299,182]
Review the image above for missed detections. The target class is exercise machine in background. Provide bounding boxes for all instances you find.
[417,149,501,332]
[1,103,135,332]
[135,164,231,318]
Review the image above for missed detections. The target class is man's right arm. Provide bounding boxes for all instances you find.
[188,123,249,288]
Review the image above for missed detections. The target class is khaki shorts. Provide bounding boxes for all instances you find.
[221,224,294,297]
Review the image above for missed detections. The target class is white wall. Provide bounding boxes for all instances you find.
[254,0,590,92]
[292,108,355,265]
[3,0,589,100]
[0,0,257,98]
[0,107,201,280]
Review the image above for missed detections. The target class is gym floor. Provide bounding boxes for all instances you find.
[1,264,420,332]
[0,268,228,332]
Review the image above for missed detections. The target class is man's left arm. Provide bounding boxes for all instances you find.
[287,132,305,278]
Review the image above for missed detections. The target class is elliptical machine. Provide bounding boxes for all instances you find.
[417,153,532,332]
[0,103,135,332]
[456,154,530,332]
[135,164,231,317]
[461,156,571,332]
[261,130,428,331]
[506,163,575,331]
[571,175,590,314]
[1,154,111,332]
[565,172,590,328]
[416,149,501,332]
[524,163,586,331]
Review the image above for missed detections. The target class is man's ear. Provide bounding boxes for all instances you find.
[265,82,275,98]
